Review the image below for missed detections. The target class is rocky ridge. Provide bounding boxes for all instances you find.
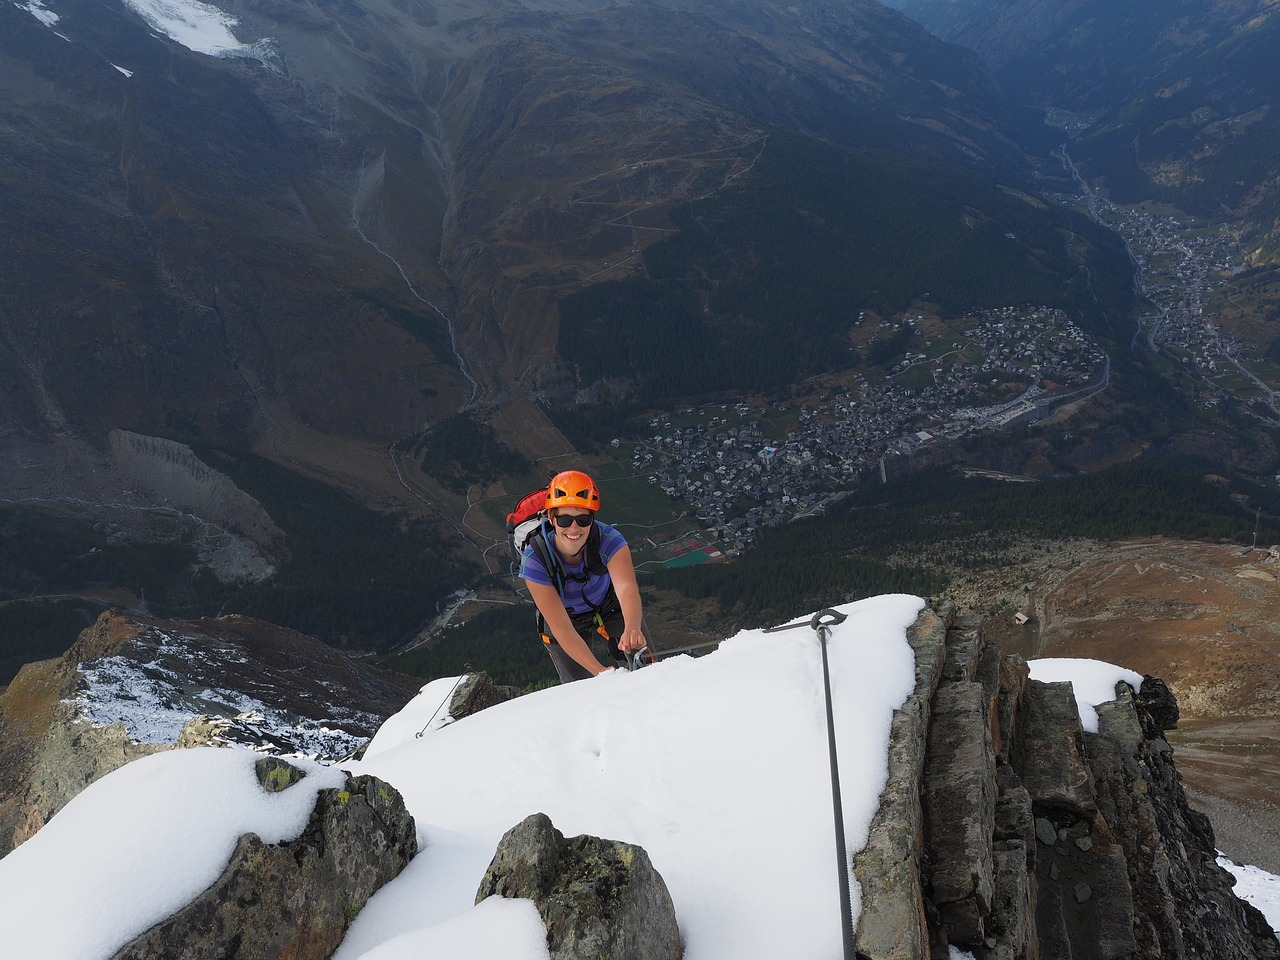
[855,601,1280,959]
[0,609,419,854]
[108,757,418,960]
[940,535,1280,875]
[4,602,1278,958]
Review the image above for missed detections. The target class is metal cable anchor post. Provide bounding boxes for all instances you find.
[414,664,471,739]
[811,608,857,960]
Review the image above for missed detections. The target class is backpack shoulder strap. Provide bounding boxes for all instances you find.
[528,522,565,596]
[526,522,570,639]
[584,521,609,576]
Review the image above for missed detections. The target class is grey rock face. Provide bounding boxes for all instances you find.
[476,812,682,960]
[449,671,522,720]
[924,680,997,946]
[108,765,417,960]
[1091,685,1278,960]
[854,602,1280,960]
[1018,680,1098,819]
[853,601,950,960]
[8,699,168,850]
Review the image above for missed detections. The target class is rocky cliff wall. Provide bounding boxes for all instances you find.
[855,602,1280,960]
[108,429,282,582]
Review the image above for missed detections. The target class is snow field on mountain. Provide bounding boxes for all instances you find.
[2,593,1273,960]
[337,594,926,960]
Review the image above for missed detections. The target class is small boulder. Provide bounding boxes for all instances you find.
[109,764,416,960]
[450,671,521,720]
[255,755,308,793]
[477,812,682,960]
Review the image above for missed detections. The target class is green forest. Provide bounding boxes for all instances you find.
[0,444,476,676]
[198,448,474,651]
[0,597,103,686]
[402,412,531,495]
[558,131,1136,402]
[0,506,206,610]
[381,604,559,689]
[0,504,225,684]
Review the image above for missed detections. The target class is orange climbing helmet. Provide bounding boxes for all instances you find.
[545,470,600,511]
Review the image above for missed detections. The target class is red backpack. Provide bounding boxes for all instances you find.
[507,487,552,571]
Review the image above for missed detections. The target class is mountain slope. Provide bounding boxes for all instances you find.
[1070,11,1280,254]
[894,0,1269,109]
[895,0,1280,256]
[0,0,1142,641]
[1,0,1081,457]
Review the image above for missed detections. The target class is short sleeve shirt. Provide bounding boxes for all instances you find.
[519,521,628,616]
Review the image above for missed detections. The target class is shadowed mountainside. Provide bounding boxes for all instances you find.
[1,0,1145,645]
[2,0,1102,490]
[895,0,1280,258]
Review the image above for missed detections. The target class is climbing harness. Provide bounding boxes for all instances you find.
[766,608,856,960]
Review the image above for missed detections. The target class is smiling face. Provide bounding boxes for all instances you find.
[551,508,594,558]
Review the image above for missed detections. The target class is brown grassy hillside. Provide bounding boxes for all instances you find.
[964,537,1280,872]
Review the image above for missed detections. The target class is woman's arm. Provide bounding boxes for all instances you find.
[606,544,646,653]
[526,579,612,676]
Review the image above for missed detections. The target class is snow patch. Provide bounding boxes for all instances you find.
[1220,855,1280,934]
[1027,657,1144,732]
[70,627,382,759]
[119,0,275,61]
[0,749,345,960]
[16,0,59,25]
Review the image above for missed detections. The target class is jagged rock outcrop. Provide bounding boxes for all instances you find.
[0,610,419,856]
[6,601,1276,960]
[476,812,683,960]
[108,758,416,960]
[449,670,522,720]
[855,602,1280,960]
[852,604,948,960]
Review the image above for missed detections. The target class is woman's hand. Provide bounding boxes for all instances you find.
[618,626,647,653]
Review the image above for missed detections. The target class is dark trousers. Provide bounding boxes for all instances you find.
[542,601,653,683]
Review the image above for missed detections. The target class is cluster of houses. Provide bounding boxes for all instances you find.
[952,308,1106,386]
[1126,208,1244,374]
[630,192,1268,556]
[1063,195,1250,384]
[623,192,1258,558]
[629,307,1108,554]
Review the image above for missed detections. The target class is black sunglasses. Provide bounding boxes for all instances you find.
[554,514,594,528]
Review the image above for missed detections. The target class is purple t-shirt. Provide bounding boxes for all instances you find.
[519,521,627,616]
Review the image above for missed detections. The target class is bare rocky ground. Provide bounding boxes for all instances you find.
[949,536,1280,874]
